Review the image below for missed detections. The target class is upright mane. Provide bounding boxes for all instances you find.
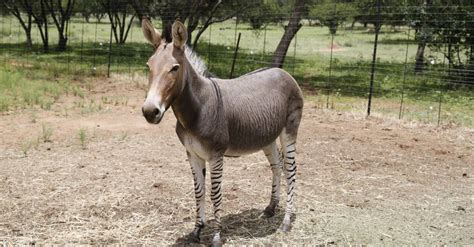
[185,47,210,77]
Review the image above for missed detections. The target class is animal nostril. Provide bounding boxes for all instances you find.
[153,108,160,116]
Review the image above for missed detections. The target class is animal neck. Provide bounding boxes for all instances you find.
[171,60,212,130]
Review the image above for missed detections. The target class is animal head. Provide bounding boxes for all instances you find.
[141,19,188,124]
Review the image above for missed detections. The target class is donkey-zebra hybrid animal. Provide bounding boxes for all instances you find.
[141,19,303,246]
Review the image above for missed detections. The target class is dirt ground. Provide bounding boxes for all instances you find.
[0,75,473,245]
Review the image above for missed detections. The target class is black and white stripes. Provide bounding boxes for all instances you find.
[186,136,297,244]
[187,151,206,240]
[210,157,224,245]
[263,141,282,217]
[280,136,297,232]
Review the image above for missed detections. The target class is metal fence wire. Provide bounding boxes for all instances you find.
[0,0,473,126]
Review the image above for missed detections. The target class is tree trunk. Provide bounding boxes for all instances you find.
[192,21,212,51]
[447,42,453,67]
[468,20,474,68]
[39,26,49,53]
[6,4,33,49]
[122,15,135,44]
[414,0,432,74]
[329,19,338,35]
[44,0,74,52]
[187,14,200,47]
[25,31,32,48]
[56,17,69,51]
[96,14,105,23]
[57,35,67,51]
[109,13,120,44]
[470,44,474,66]
[414,41,426,73]
[35,0,49,53]
[109,11,135,44]
[24,15,33,48]
[271,0,305,68]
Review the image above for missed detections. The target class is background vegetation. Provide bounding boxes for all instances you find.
[0,0,473,126]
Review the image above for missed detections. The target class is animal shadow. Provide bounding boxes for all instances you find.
[172,208,287,246]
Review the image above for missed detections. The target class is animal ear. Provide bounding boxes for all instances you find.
[142,18,161,47]
[172,20,187,49]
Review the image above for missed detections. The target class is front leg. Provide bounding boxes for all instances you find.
[186,151,206,242]
[210,155,224,247]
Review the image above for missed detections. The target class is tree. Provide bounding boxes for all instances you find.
[422,1,474,80]
[272,0,306,68]
[2,0,34,48]
[187,0,252,50]
[351,0,407,30]
[33,0,50,53]
[44,0,76,51]
[411,0,433,73]
[240,2,288,30]
[101,0,135,44]
[130,0,253,50]
[75,0,106,23]
[2,0,50,52]
[127,0,152,19]
[309,0,356,35]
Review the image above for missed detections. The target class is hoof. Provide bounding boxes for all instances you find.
[212,233,222,247]
[212,240,223,247]
[262,206,276,218]
[186,232,200,243]
[280,223,292,232]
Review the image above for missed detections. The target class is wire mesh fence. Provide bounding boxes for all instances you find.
[0,1,473,126]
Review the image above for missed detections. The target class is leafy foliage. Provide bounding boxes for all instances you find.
[309,0,356,34]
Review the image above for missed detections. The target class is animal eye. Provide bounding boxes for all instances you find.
[170,64,179,72]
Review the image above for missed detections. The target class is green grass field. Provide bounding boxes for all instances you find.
[0,15,472,126]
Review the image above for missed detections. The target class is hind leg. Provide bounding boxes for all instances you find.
[280,131,297,232]
[262,141,282,217]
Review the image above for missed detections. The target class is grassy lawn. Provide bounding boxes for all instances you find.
[0,64,83,112]
[0,15,472,126]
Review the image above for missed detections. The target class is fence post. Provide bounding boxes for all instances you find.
[20,17,29,67]
[399,27,411,119]
[107,20,113,78]
[128,17,134,79]
[367,0,381,116]
[80,2,85,71]
[207,23,212,69]
[292,33,297,74]
[17,20,20,44]
[1,14,4,65]
[234,17,238,47]
[437,89,443,125]
[66,18,71,73]
[326,2,337,109]
[92,19,98,75]
[230,32,241,79]
[263,25,267,55]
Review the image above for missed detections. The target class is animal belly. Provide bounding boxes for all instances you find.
[224,147,261,157]
[227,123,283,154]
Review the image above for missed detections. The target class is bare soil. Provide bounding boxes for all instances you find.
[0,75,473,245]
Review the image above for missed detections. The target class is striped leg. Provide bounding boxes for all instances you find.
[210,156,224,247]
[262,141,282,217]
[280,134,297,232]
[187,151,206,242]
